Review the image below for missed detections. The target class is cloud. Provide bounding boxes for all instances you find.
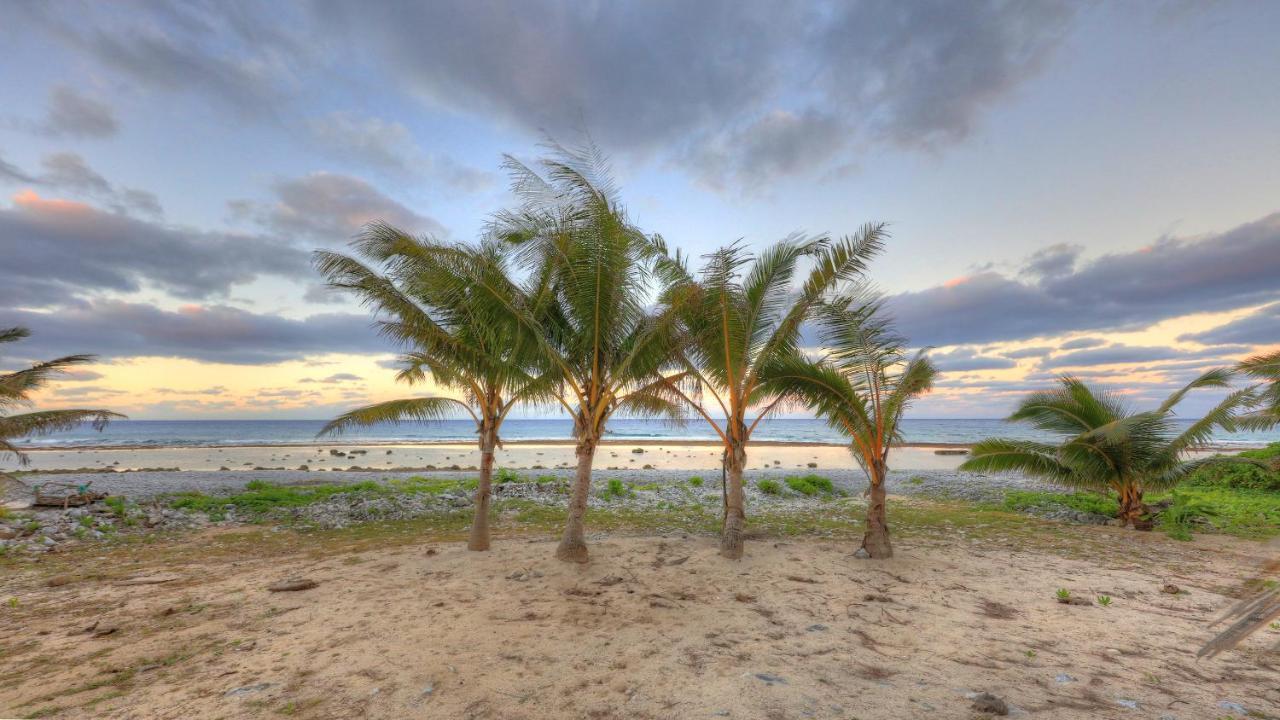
[0,191,309,307]
[815,0,1076,149]
[40,86,118,138]
[1058,336,1106,350]
[1000,346,1053,359]
[889,212,1280,346]
[19,2,308,115]
[0,152,162,216]
[1022,244,1081,279]
[230,172,446,244]
[929,346,1017,372]
[312,0,1075,188]
[2,300,394,365]
[308,112,494,191]
[1178,302,1280,346]
[1041,343,1251,369]
[320,372,362,383]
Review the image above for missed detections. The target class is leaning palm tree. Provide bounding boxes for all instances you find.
[313,228,552,551]
[762,295,937,558]
[960,371,1255,528]
[471,142,683,563]
[1,328,123,486]
[653,228,887,559]
[1237,350,1280,430]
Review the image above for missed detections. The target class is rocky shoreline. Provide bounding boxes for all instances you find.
[0,466,1079,557]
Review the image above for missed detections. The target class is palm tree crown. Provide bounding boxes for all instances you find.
[762,293,937,557]
[313,227,552,550]
[960,370,1254,528]
[1237,350,1280,430]
[653,225,888,558]
[1,327,124,479]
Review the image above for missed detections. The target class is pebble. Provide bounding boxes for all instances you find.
[1217,700,1246,713]
[752,673,787,686]
[1115,698,1139,709]
[225,682,273,697]
[1054,674,1076,683]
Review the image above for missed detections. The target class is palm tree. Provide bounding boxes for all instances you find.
[959,371,1255,528]
[761,295,937,558]
[472,143,683,563]
[653,228,888,559]
[313,227,551,551]
[1237,350,1280,430]
[1,328,124,485]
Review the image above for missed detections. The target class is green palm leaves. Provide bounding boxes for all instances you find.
[961,370,1256,528]
[1237,350,1280,430]
[763,294,938,558]
[655,226,888,559]
[1,328,124,476]
[313,225,548,551]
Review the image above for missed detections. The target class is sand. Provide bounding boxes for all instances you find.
[7,442,978,474]
[2,524,1276,718]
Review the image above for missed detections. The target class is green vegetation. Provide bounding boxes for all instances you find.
[494,467,520,484]
[687,476,704,487]
[1003,490,1119,517]
[601,478,632,500]
[0,327,124,485]
[167,477,476,520]
[757,479,783,495]
[103,496,127,518]
[1184,442,1280,490]
[1097,594,1112,606]
[962,372,1254,529]
[784,474,836,496]
[1055,588,1071,602]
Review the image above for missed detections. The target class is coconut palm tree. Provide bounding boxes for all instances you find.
[1,327,123,484]
[960,371,1255,528]
[652,228,888,559]
[1237,350,1280,430]
[759,295,936,558]
[472,143,683,563]
[313,228,552,551]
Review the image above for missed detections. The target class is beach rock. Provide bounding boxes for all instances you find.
[853,547,870,559]
[225,682,274,697]
[752,673,786,686]
[970,692,1008,715]
[0,526,17,540]
[1161,583,1180,594]
[1217,700,1247,714]
[267,578,318,592]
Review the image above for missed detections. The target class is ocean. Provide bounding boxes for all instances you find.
[18,418,1280,448]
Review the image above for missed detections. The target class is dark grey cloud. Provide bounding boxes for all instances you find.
[1178,302,1280,347]
[311,0,1075,188]
[816,0,1075,149]
[1041,344,1251,369]
[1000,346,1053,359]
[0,192,308,307]
[1058,336,1106,350]
[929,346,1017,372]
[18,1,308,115]
[889,212,1280,346]
[2,300,394,365]
[230,172,446,244]
[0,151,162,216]
[1022,243,1082,279]
[40,86,118,138]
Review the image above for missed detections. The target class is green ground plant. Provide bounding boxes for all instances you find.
[1183,442,1280,491]
[757,479,782,495]
[784,474,836,496]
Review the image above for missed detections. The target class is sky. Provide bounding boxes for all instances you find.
[1,0,1278,421]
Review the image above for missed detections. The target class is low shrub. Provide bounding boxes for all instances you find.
[687,476,704,487]
[1003,490,1119,517]
[785,474,835,496]
[494,467,521,484]
[757,479,782,495]
[1183,442,1280,491]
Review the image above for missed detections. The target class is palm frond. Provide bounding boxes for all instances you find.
[318,397,474,437]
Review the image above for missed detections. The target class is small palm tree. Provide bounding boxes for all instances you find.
[313,228,551,551]
[1237,350,1280,430]
[960,371,1255,528]
[475,142,683,563]
[1,328,124,485]
[762,295,937,558]
[653,228,887,559]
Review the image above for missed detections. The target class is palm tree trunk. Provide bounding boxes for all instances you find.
[720,442,747,560]
[861,466,892,558]
[467,423,497,551]
[1118,484,1151,530]
[556,435,597,563]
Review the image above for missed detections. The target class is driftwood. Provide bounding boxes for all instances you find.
[31,480,107,508]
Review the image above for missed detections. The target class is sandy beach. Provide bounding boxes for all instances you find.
[2,521,1275,719]
[6,441,978,475]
